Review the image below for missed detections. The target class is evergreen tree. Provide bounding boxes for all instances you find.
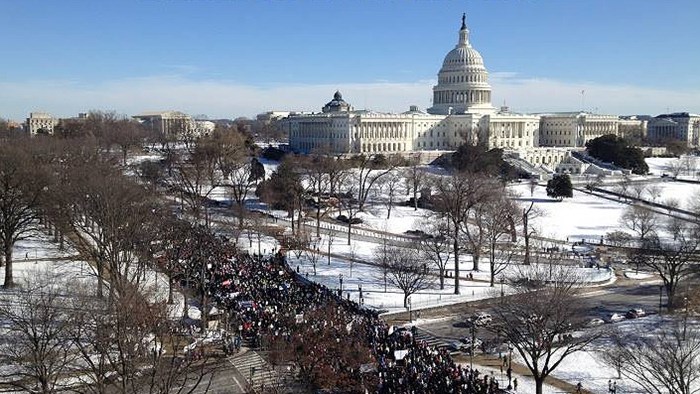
[546,174,573,200]
[585,134,648,174]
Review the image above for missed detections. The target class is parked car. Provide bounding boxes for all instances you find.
[607,313,625,323]
[626,308,646,319]
[472,312,493,326]
[444,341,465,352]
[460,336,483,349]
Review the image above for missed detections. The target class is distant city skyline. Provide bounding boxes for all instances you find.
[2,0,699,121]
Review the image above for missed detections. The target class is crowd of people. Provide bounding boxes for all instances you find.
[174,230,505,393]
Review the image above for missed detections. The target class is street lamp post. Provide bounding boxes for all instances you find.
[506,343,514,390]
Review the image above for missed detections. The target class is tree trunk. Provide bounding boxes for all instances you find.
[290,209,295,234]
[413,186,418,211]
[535,376,544,394]
[183,284,189,319]
[316,205,321,237]
[347,222,352,246]
[96,261,104,298]
[666,282,677,311]
[472,252,480,272]
[439,268,445,290]
[387,195,393,219]
[168,276,174,304]
[523,216,531,265]
[403,293,409,309]
[3,245,14,288]
[453,236,460,295]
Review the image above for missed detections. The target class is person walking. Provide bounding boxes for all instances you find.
[576,381,583,393]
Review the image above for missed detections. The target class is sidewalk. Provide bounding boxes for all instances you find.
[453,354,593,394]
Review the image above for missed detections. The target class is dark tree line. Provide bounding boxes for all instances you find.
[586,134,649,174]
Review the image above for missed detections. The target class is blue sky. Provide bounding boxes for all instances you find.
[2,0,699,120]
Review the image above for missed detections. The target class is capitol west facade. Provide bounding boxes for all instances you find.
[284,15,648,174]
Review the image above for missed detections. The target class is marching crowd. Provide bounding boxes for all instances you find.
[175,232,504,393]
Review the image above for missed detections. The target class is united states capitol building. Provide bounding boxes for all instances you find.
[281,15,672,177]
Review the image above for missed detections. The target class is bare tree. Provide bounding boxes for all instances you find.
[487,267,599,394]
[647,184,663,202]
[605,230,633,247]
[303,236,322,276]
[110,118,147,166]
[615,175,632,199]
[59,163,158,300]
[68,283,216,394]
[602,319,700,394]
[380,170,402,219]
[385,246,434,308]
[338,190,360,246]
[404,153,426,210]
[418,218,452,290]
[669,159,684,178]
[620,205,658,246]
[631,182,648,200]
[0,143,48,287]
[299,154,330,237]
[432,172,494,294]
[521,201,542,265]
[461,178,504,272]
[484,195,521,287]
[352,154,397,211]
[325,229,337,266]
[0,270,76,393]
[373,239,392,293]
[637,220,700,309]
[528,177,538,197]
[171,137,222,226]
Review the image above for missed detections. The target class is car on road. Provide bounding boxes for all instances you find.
[459,337,483,354]
[444,341,465,353]
[606,313,626,323]
[626,308,646,319]
[471,312,492,326]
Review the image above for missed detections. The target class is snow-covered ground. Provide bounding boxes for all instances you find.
[355,204,432,235]
[646,156,700,178]
[510,184,629,243]
[548,315,700,393]
[0,229,188,321]
[286,231,612,313]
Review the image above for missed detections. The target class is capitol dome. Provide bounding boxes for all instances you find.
[428,14,495,116]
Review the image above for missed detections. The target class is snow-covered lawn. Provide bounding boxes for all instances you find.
[550,315,700,393]
[510,184,629,243]
[289,249,498,312]
[355,204,432,235]
[646,156,700,178]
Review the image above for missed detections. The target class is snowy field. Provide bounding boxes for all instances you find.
[548,315,700,394]
[0,229,187,320]
[509,184,629,243]
[646,156,700,177]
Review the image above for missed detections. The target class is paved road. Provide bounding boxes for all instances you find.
[409,270,664,347]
